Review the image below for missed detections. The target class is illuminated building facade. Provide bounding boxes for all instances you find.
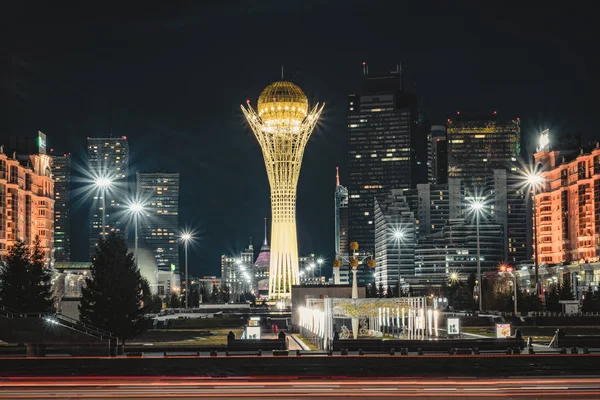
[348,66,424,253]
[242,81,324,300]
[254,220,270,297]
[136,172,180,271]
[534,143,600,265]
[50,152,71,262]
[374,189,416,290]
[447,113,520,187]
[334,167,349,284]
[428,125,447,185]
[488,169,530,265]
[0,149,54,263]
[87,136,129,258]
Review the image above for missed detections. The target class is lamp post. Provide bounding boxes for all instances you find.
[469,198,485,313]
[335,242,375,339]
[525,170,544,297]
[95,177,112,239]
[129,202,143,262]
[393,229,405,296]
[500,264,518,315]
[181,232,192,309]
[317,257,324,279]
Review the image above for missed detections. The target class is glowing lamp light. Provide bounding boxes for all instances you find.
[393,229,405,240]
[469,199,484,211]
[95,177,112,188]
[129,203,143,213]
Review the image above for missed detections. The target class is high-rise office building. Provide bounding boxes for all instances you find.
[413,178,463,238]
[414,218,504,288]
[447,113,520,187]
[50,152,71,262]
[0,148,54,263]
[428,125,448,184]
[334,167,350,284]
[488,169,530,265]
[348,64,425,254]
[136,172,179,271]
[374,189,416,290]
[87,136,129,258]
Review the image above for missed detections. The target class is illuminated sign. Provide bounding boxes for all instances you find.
[537,129,550,152]
[447,318,460,335]
[496,323,511,338]
[37,131,47,154]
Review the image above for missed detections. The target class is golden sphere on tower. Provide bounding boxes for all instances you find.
[333,259,342,268]
[257,81,308,122]
[349,242,359,251]
[367,259,376,268]
[350,259,359,268]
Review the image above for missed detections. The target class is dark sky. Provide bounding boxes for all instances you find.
[1,1,596,277]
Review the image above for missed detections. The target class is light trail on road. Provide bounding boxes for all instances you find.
[2,377,600,398]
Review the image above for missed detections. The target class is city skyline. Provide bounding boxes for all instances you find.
[1,2,595,278]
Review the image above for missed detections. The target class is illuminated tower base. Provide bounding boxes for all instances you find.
[242,81,323,300]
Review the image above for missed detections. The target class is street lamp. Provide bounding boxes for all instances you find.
[524,169,544,297]
[393,228,405,296]
[469,198,485,313]
[128,202,144,262]
[94,177,113,238]
[500,263,518,315]
[317,257,324,278]
[180,231,193,309]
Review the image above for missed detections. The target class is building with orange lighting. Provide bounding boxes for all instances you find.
[0,146,54,264]
[534,143,600,266]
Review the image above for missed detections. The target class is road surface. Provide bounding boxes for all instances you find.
[2,376,600,399]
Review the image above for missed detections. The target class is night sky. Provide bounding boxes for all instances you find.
[1,1,596,277]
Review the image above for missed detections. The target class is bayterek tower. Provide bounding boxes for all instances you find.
[241,81,324,300]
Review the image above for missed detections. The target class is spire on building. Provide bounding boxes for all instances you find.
[336,166,340,187]
[260,217,270,251]
[263,217,268,247]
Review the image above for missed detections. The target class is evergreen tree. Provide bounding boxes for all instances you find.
[392,283,400,297]
[559,280,575,301]
[545,284,561,312]
[200,285,209,303]
[79,233,147,342]
[0,238,53,313]
[167,292,180,308]
[211,284,219,302]
[222,285,230,303]
[385,286,394,298]
[582,286,600,313]
[377,283,384,298]
[189,287,200,308]
[148,295,163,313]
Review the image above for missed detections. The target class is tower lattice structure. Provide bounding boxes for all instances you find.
[242,81,324,300]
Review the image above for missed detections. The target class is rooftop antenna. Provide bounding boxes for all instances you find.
[281,65,284,80]
[336,166,340,186]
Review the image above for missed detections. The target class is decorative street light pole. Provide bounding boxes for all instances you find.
[469,198,485,313]
[180,232,193,309]
[129,202,143,263]
[95,177,112,239]
[334,241,375,339]
[500,264,518,315]
[393,229,405,296]
[525,170,544,297]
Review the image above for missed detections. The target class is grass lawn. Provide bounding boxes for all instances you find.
[131,328,244,346]
[295,335,318,351]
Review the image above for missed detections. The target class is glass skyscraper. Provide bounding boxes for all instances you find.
[50,152,71,262]
[348,66,425,254]
[136,172,179,271]
[87,136,129,258]
[447,113,520,187]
